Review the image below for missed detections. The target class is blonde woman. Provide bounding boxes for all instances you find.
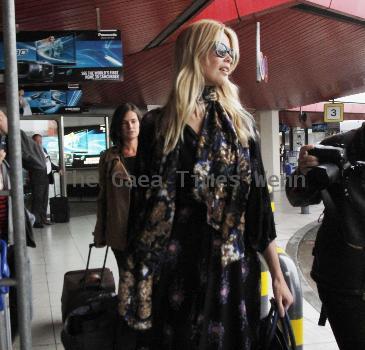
[119,20,293,349]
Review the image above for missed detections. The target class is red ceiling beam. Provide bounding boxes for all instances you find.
[193,0,296,23]
[190,0,365,27]
[301,0,365,21]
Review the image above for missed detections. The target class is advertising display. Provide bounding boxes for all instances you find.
[43,124,107,168]
[312,123,328,132]
[22,88,83,115]
[0,30,123,83]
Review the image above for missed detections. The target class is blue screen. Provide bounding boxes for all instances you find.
[75,40,122,68]
[23,89,82,114]
[36,34,76,65]
[312,123,328,132]
[43,125,106,168]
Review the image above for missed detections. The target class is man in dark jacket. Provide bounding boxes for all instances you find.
[0,110,45,338]
[286,124,365,350]
[30,134,59,228]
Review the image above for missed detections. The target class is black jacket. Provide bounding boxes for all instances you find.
[29,146,59,185]
[2,130,44,247]
[286,125,365,295]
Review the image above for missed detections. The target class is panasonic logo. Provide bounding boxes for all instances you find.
[98,33,117,38]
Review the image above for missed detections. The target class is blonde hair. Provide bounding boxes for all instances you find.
[161,19,255,154]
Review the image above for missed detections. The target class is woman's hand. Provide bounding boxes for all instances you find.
[298,144,319,175]
[272,276,294,317]
[263,241,294,317]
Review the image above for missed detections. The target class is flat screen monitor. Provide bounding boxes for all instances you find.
[312,123,328,132]
[64,125,107,168]
[42,124,107,168]
[23,89,82,114]
[35,34,76,65]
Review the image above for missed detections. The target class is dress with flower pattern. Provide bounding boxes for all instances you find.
[131,122,275,350]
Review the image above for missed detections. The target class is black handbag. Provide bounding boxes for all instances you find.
[61,293,118,350]
[259,299,297,350]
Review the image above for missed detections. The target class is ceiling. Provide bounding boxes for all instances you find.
[1,0,365,111]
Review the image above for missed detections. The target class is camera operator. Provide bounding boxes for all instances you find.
[286,124,365,350]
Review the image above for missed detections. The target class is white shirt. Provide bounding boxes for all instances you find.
[42,149,52,175]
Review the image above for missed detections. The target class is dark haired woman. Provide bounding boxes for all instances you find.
[93,102,141,277]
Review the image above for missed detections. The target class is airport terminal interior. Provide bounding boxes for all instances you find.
[1,0,365,349]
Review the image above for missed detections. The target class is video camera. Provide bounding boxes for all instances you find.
[306,145,347,189]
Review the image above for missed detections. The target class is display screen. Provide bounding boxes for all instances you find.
[64,125,106,168]
[312,123,328,132]
[23,89,82,114]
[42,125,107,168]
[35,34,76,65]
[0,30,123,82]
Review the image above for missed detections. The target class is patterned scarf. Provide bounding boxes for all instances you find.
[119,86,252,330]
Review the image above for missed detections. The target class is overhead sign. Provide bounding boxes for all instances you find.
[324,103,344,122]
[0,30,123,83]
[256,22,268,83]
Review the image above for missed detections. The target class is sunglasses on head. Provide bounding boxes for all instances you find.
[214,41,236,61]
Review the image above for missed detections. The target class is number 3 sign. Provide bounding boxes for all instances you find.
[324,103,344,122]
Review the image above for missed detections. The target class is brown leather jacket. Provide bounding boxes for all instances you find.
[93,147,131,251]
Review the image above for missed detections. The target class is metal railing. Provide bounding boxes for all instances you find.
[2,0,33,348]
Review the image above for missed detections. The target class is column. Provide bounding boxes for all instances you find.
[256,110,281,190]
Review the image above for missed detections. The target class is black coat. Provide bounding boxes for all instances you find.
[29,147,59,185]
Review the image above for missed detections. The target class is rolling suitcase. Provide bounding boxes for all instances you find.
[61,244,115,322]
[50,179,70,223]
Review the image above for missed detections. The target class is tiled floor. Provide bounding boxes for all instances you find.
[13,191,339,349]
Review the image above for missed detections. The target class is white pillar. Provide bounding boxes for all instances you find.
[256,110,281,190]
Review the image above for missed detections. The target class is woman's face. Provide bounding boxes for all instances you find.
[202,33,234,87]
[121,110,140,143]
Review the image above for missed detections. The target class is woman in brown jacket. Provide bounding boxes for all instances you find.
[93,102,141,276]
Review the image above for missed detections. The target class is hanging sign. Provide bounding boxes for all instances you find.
[256,22,268,83]
[324,103,344,122]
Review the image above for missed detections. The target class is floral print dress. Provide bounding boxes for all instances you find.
[133,125,266,350]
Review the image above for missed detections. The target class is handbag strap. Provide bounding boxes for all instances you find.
[320,189,338,218]
[262,301,279,350]
[282,309,297,350]
[263,299,297,350]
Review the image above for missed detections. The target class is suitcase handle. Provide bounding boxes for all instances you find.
[81,243,109,289]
